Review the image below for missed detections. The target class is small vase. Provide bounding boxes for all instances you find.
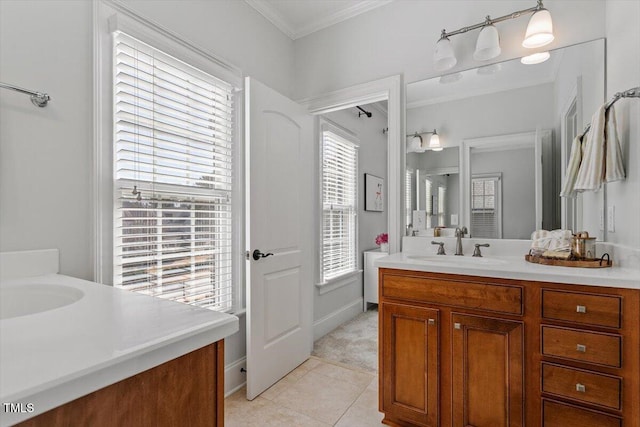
[380,243,389,253]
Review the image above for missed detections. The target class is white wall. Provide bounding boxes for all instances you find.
[294,0,606,100]
[605,0,640,249]
[315,104,387,332]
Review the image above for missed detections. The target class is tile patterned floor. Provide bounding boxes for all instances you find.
[225,357,383,426]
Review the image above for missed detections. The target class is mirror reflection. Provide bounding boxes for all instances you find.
[405,38,605,239]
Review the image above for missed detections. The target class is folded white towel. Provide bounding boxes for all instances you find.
[560,135,583,198]
[530,229,572,252]
[575,105,606,192]
[605,105,625,182]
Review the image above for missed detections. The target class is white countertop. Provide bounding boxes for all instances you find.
[376,252,640,289]
[0,273,238,426]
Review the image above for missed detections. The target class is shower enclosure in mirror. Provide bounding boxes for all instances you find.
[405,38,605,239]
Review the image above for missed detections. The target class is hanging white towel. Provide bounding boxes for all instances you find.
[559,134,583,198]
[605,105,626,182]
[574,105,606,192]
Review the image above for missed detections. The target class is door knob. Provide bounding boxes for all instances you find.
[252,249,274,261]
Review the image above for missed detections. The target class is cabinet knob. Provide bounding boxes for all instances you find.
[454,322,461,330]
[428,319,436,325]
[576,383,586,393]
[576,305,587,313]
[576,344,587,353]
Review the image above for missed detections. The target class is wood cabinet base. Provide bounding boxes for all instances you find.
[17,341,225,427]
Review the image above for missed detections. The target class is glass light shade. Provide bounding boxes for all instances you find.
[473,24,501,61]
[429,133,443,151]
[434,37,457,71]
[521,51,550,65]
[523,8,554,48]
[409,134,424,152]
[477,63,502,75]
[439,72,463,84]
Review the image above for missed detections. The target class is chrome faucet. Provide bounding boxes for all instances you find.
[431,241,446,255]
[454,226,467,256]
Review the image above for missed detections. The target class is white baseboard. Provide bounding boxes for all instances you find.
[224,356,246,397]
[313,297,363,341]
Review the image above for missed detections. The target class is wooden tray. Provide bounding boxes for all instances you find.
[525,254,613,268]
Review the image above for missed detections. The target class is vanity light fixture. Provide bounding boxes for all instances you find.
[521,51,550,65]
[433,0,554,71]
[407,130,442,153]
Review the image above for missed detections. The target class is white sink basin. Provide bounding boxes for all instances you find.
[0,284,84,320]
[406,255,509,266]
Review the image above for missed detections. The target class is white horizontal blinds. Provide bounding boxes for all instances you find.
[438,186,446,227]
[471,176,498,238]
[113,32,234,312]
[425,178,433,228]
[405,169,413,227]
[322,130,358,282]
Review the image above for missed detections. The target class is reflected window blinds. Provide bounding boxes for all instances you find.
[471,176,500,238]
[113,31,234,312]
[322,130,358,282]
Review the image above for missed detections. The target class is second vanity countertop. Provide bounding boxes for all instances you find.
[0,272,239,426]
[376,252,640,290]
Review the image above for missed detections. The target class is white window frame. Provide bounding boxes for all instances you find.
[94,1,243,312]
[470,173,503,238]
[318,119,359,286]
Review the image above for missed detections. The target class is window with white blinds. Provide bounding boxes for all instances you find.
[437,186,446,227]
[425,178,433,228]
[322,129,358,282]
[405,168,413,227]
[113,31,234,312]
[470,175,501,239]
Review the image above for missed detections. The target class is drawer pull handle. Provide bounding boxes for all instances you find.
[576,344,587,352]
[576,305,587,313]
[454,322,461,330]
[576,383,586,393]
[428,319,436,325]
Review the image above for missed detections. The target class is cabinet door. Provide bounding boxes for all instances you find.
[452,313,524,427]
[381,303,439,426]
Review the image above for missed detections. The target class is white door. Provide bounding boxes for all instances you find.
[245,77,314,400]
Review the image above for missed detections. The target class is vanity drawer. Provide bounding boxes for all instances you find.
[381,274,522,315]
[542,363,622,410]
[542,399,622,427]
[542,290,621,328]
[541,326,621,367]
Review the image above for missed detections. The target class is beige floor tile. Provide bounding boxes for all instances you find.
[260,374,300,401]
[273,370,365,425]
[335,386,384,427]
[288,357,324,380]
[311,361,374,390]
[226,393,330,427]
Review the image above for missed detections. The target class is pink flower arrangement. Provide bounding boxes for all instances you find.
[375,233,388,246]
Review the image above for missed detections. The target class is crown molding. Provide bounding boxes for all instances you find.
[245,0,296,39]
[294,0,393,40]
[246,0,392,40]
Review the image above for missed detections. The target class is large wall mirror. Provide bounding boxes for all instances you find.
[405,38,605,239]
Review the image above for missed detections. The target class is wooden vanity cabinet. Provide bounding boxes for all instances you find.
[16,341,225,427]
[378,268,640,427]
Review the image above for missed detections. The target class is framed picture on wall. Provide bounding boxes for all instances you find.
[365,173,384,212]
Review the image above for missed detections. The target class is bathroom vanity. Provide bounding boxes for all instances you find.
[376,244,640,427]
[0,250,239,427]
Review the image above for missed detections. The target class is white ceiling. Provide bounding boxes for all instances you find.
[245,0,393,40]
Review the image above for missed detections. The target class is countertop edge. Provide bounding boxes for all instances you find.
[2,316,238,426]
[375,257,640,290]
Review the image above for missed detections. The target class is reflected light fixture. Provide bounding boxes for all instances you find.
[407,130,442,153]
[433,0,554,71]
[439,72,463,84]
[521,51,550,65]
